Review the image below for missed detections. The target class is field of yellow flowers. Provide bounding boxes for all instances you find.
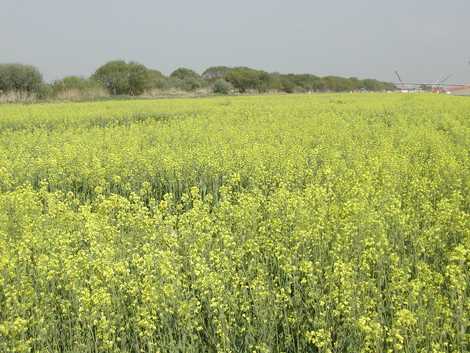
[0,94,469,353]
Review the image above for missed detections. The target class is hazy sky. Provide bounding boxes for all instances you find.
[1,0,469,83]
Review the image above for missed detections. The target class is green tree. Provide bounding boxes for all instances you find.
[202,66,232,81]
[127,63,151,95]
[348,77,362,91]
[170,68,200,80]
[170,68,205,91]
[322,76,354,92]
[147,69,169,90]
[225,67,272,93]
[0,63,43,93]
[92,60,150,95]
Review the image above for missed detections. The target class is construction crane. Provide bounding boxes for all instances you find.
[393,59,470,93]
[394,70,407,92]
[432,74,453,93]
[393,73,467,92]
[433,74,450,86]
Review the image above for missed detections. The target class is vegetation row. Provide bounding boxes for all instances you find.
[0,62,396,102]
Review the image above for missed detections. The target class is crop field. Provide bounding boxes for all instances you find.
[0,94,469,353]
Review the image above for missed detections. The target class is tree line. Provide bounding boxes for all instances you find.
[0,61,396,101]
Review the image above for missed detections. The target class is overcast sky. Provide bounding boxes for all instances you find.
[1,0,469,83]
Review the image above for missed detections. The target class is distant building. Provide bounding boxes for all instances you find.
[449,86,470,96]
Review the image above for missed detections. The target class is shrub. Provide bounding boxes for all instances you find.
[52,76,100,91]
[36,83,54,100]
[212,79,233,94]
[51,77,107,100]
